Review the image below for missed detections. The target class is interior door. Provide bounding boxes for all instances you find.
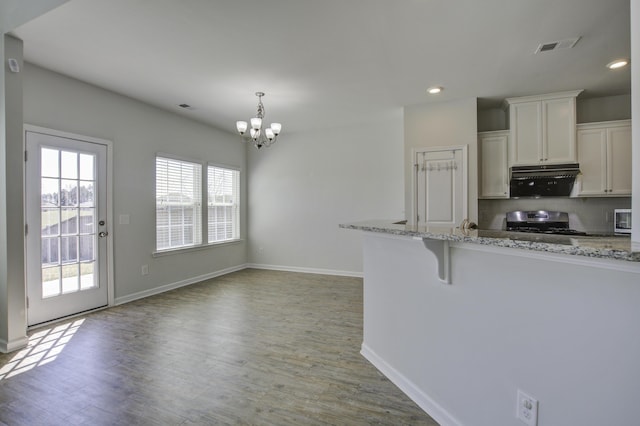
[415,147,466,228]
[25,130,109,326]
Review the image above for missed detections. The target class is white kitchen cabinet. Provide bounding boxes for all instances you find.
[575,120,632,196]
[478,131,509,198]
[505,90,582,166]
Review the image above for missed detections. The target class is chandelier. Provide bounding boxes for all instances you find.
[236,92,282,149]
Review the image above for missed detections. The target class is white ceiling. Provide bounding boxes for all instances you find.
[10,0,632,134]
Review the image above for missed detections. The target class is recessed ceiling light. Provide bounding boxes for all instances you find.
[427,86,443,95]
[607,59,629,69]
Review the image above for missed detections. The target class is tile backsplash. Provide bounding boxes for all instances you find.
[478,197,631,234]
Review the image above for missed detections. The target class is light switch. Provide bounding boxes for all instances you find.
[119,214,130,225]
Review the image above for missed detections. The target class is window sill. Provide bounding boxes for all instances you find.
[152,239,243,258]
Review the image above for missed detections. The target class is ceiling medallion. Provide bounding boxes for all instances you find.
[236,92,282,149]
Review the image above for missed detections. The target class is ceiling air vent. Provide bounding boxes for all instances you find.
[534,37,580,54]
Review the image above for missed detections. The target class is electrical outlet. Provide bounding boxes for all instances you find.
[516,389,538,426]
[141,264,149,276]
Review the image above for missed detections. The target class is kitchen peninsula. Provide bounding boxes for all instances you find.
[341,220,640,426]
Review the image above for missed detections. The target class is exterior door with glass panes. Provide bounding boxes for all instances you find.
[25,129,109,326]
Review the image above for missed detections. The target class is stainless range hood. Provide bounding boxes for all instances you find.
[509,163,580,198]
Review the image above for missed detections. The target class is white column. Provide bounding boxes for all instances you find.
[632,0,640,249]
[0,0,71,353]
[0,34,28,353]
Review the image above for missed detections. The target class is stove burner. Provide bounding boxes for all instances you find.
[506,227,588,236]
[505,210,588,236]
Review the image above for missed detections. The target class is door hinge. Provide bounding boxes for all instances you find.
[25,224,28,236]
[24,150,28,162]
[26,297,29,309]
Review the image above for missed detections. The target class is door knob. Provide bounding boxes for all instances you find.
[99,231,109,238]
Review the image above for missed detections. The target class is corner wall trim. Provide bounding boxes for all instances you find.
[114,264,248,305]
[245,263,363,278]
[0,336,29,354]
[360,343,463,426]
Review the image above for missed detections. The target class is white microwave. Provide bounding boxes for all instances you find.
[614,209,632,234]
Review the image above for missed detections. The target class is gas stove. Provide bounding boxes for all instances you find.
[506,210,588,236]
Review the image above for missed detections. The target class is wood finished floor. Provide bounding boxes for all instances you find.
[0,269,438,425]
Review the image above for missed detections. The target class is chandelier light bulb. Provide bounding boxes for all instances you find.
[265,128,275,141]
[250,128,260,140]
[250,117,262,130]
[271,123,282,135]
[236,121,248,135]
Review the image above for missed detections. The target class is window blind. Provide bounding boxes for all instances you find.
[156,157,202,250]
[207,166,239,243]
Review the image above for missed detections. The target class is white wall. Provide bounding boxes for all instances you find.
[404,98,479,224]
[247,110,404,275]
[632,0,639,249]
[23,64,247,303]
[362,233,640,426]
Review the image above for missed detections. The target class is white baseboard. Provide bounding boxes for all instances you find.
[360,343,463,426]
[115,263,361,306]
[114,264,248,305]
[246,263,363,278]
[0,335,29,353]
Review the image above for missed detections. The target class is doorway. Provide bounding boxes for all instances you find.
[25,127,112,326]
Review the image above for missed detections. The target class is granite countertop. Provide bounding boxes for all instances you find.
[340,220,640,262]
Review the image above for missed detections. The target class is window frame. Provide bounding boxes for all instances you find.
[154,154,242,256]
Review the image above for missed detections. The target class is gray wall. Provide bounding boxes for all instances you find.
[23,64,247,303]
[477,94,632,132]
[577,94,632,123]
[404,98,479,224]
[0,0,69,31]
[247,110,405,275]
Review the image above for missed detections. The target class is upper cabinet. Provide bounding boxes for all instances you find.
[505,90,583,166]
[478,131,509,199]
[575,120,632,197]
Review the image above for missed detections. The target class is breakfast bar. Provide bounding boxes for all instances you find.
[341,220,640,426]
